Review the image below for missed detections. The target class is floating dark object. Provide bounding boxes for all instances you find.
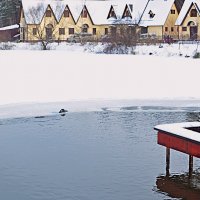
[59,109,68,113]
[35,116,45,119]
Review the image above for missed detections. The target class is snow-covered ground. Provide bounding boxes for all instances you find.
[1,48,200,119]
[1,42,200,58]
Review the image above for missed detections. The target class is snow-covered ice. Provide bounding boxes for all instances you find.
[1,49,200,118]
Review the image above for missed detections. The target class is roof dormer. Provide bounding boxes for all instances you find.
[122,4,132,19]
[107,5,117,19]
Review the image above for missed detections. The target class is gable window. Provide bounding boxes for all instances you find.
[105,28,108,35]
[64,9,69,17]
[59,28,65,35]
[171,9,175,14]
[110,10,116,17]
[182,27,187,31]
[33,28,37,35]
[81,8,87,18]
[93,28,96,35]
[190,9,197,17]
[165,27,168,32]
[46,10,51,17]
[69,28,74,35]
[171,27,174,32]
[123,7,132,18]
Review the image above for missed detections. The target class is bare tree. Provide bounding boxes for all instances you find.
[103,24,138,54]
[25,3,59,50]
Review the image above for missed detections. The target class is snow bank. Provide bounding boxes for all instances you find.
[1,42,199,58]
[0,24,19,31]
[0,50,200,118]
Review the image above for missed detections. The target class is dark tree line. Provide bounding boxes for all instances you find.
[0,0,21,27]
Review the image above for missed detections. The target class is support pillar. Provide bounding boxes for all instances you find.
[189,155,193,179]
[166,147,170,177]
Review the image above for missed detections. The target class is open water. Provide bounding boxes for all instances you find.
[0,106,200,200]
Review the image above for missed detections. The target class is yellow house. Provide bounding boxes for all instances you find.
[139,0,182,40]
[176,0,200,40]
[19,0,149,42]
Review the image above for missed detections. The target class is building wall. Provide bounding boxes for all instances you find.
[163,3,179,39]
[178,4,200,40]
[147,26,163,40]
[56,8,76,41]
[20,5,109,42]
[0,28,19,41]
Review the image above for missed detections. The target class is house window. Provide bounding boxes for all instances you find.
[128,26,135,35]
[191,9,197,17]
[171,9,175,14]
[59,28,65,35]
[81,8,87,18]
[69,28,74,35]
[141,27,147,34]
[171,27,174,32]
[182,27,187,31]
[165,27,168,32]
[111,26,117,36]
[93,28,96,35]
[46,10,51,17]
[33,28,37,35]
[82,24,89,33]
[105,28,108,35]
[64,10,69,17]
[46,28,53,40]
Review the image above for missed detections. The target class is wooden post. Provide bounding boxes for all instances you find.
[166,147,170,177]
[189,155,193,179]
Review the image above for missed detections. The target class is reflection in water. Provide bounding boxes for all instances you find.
[156,170,200,200]
[186,112,200,122]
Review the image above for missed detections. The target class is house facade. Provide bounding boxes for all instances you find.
[176,0,200,40]
[19,0,200,43]
[139,0,180,40]
[19,0,148,42]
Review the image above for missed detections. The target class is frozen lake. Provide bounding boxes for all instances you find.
[0,106,200,200]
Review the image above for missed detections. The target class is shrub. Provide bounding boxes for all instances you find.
[193,52,200,59]
[0,42,15,50]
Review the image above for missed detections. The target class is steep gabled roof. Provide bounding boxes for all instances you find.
[21,0,149,25]
[140,0,176,27]
[175,0,200,25]
[175,0,185,12]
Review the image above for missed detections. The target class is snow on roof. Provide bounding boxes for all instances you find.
[21,0,149,25]
[0,24,19,31]
[175,0,200,25]
[140,0,175,27]
[155,122,200,143]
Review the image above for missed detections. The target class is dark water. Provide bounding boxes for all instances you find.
[0,107,200,200]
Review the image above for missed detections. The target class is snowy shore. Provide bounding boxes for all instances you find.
[1,50,200,118]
